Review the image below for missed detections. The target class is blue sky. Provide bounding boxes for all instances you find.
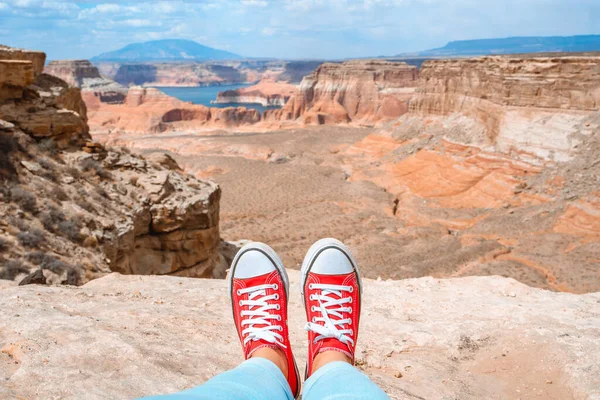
[0,0,598,60]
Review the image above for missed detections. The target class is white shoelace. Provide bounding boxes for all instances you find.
[304,283,354,346]
[238,284,285,348]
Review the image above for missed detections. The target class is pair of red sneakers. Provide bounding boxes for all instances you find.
[228,238,362,399]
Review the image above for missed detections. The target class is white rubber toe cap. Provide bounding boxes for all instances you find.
[233,248,276,279]
[309,248,355,275]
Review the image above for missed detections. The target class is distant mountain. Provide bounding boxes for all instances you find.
[91,39,241,62]
[401,35,600,57]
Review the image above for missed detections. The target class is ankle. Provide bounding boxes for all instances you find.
[251,347,288,379]
[311,350,352,375]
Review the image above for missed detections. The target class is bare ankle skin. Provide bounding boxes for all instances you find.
[250,347,289,379]
[311,350,352,375]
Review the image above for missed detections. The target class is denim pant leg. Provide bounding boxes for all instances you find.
[303,361,389,400]
[140,358,294,400]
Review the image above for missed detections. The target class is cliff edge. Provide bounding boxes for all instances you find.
[1,271,598,399]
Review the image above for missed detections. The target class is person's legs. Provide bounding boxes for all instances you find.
[303,360,388,400]
[301,238,390,400]
[141,242,300,399]
[142,357,293,400]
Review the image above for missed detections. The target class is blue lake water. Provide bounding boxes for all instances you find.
[157,84,282,114]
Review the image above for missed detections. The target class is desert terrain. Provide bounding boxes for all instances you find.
[1,41,600,399]
[92,55,600,294]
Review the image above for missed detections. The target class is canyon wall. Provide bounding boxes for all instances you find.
[410,56,600,161]
[214,80,296,106]
[87,86,261,133]
[339,54,600,293]
[45,60,128,104]
[0,46,227,285]
[267,60,419,124]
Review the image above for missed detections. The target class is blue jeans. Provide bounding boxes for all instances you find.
[142,358,389,400]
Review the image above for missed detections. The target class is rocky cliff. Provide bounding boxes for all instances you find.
[87,86,261,134]
[0,46,227,285]
[214,80,296,106]
[337,54,600,294]
[267,60,419,125]
[410,56,600,162]
[45,60,128,104]
[1,271,598,399]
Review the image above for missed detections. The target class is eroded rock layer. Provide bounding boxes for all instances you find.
[410,56,600,161]
[0,46,226,285]
[45,60,128,105]
[267,60,419,124]
[214,80,296,106]
[87,86,261,133]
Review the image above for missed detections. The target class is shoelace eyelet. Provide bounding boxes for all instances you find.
[309,294,315,301]
[236,289,241,296]
[273,284,278,290]
[277,315,282,321]
[276,304,280,310]
[311,306,316,312]
[309,283,314,290]
[349,298,353,304]
[349,286,354,293]
[348,308,352,314]
[238,300,242,306]
[312,317,317,323]
[274,294,279,300]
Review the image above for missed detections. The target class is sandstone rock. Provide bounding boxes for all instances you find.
[87,86,261,133]
[268,60,418,125]
[410,56,600,161]
[146,152,183,171]
[0,119,14,131]
[102,165,222,277]
[45,60,128,105]
[0,60,34,102]
[0,272,598,399]
[0,47,224,284]
[214,80,296,107]
[17,269,46,286]
[0,45,46,76]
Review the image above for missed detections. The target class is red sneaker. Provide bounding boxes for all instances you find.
[301,238,362,378]
[228,242,301,398]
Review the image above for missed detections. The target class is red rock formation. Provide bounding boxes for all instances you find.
[267,60,418,125]
[0,45,46,76]
[0,48,89,147]
[410,56,600,161]
[214,80,296,106]
[87,86,260,133]
[45,60,128,105]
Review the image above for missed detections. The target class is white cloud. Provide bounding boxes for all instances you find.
[13,0,41,7]
[95,3,121,13]
[262,26,276,35]
[242,0,268,7]
[122,18,153,27]
[0,2,8,10]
